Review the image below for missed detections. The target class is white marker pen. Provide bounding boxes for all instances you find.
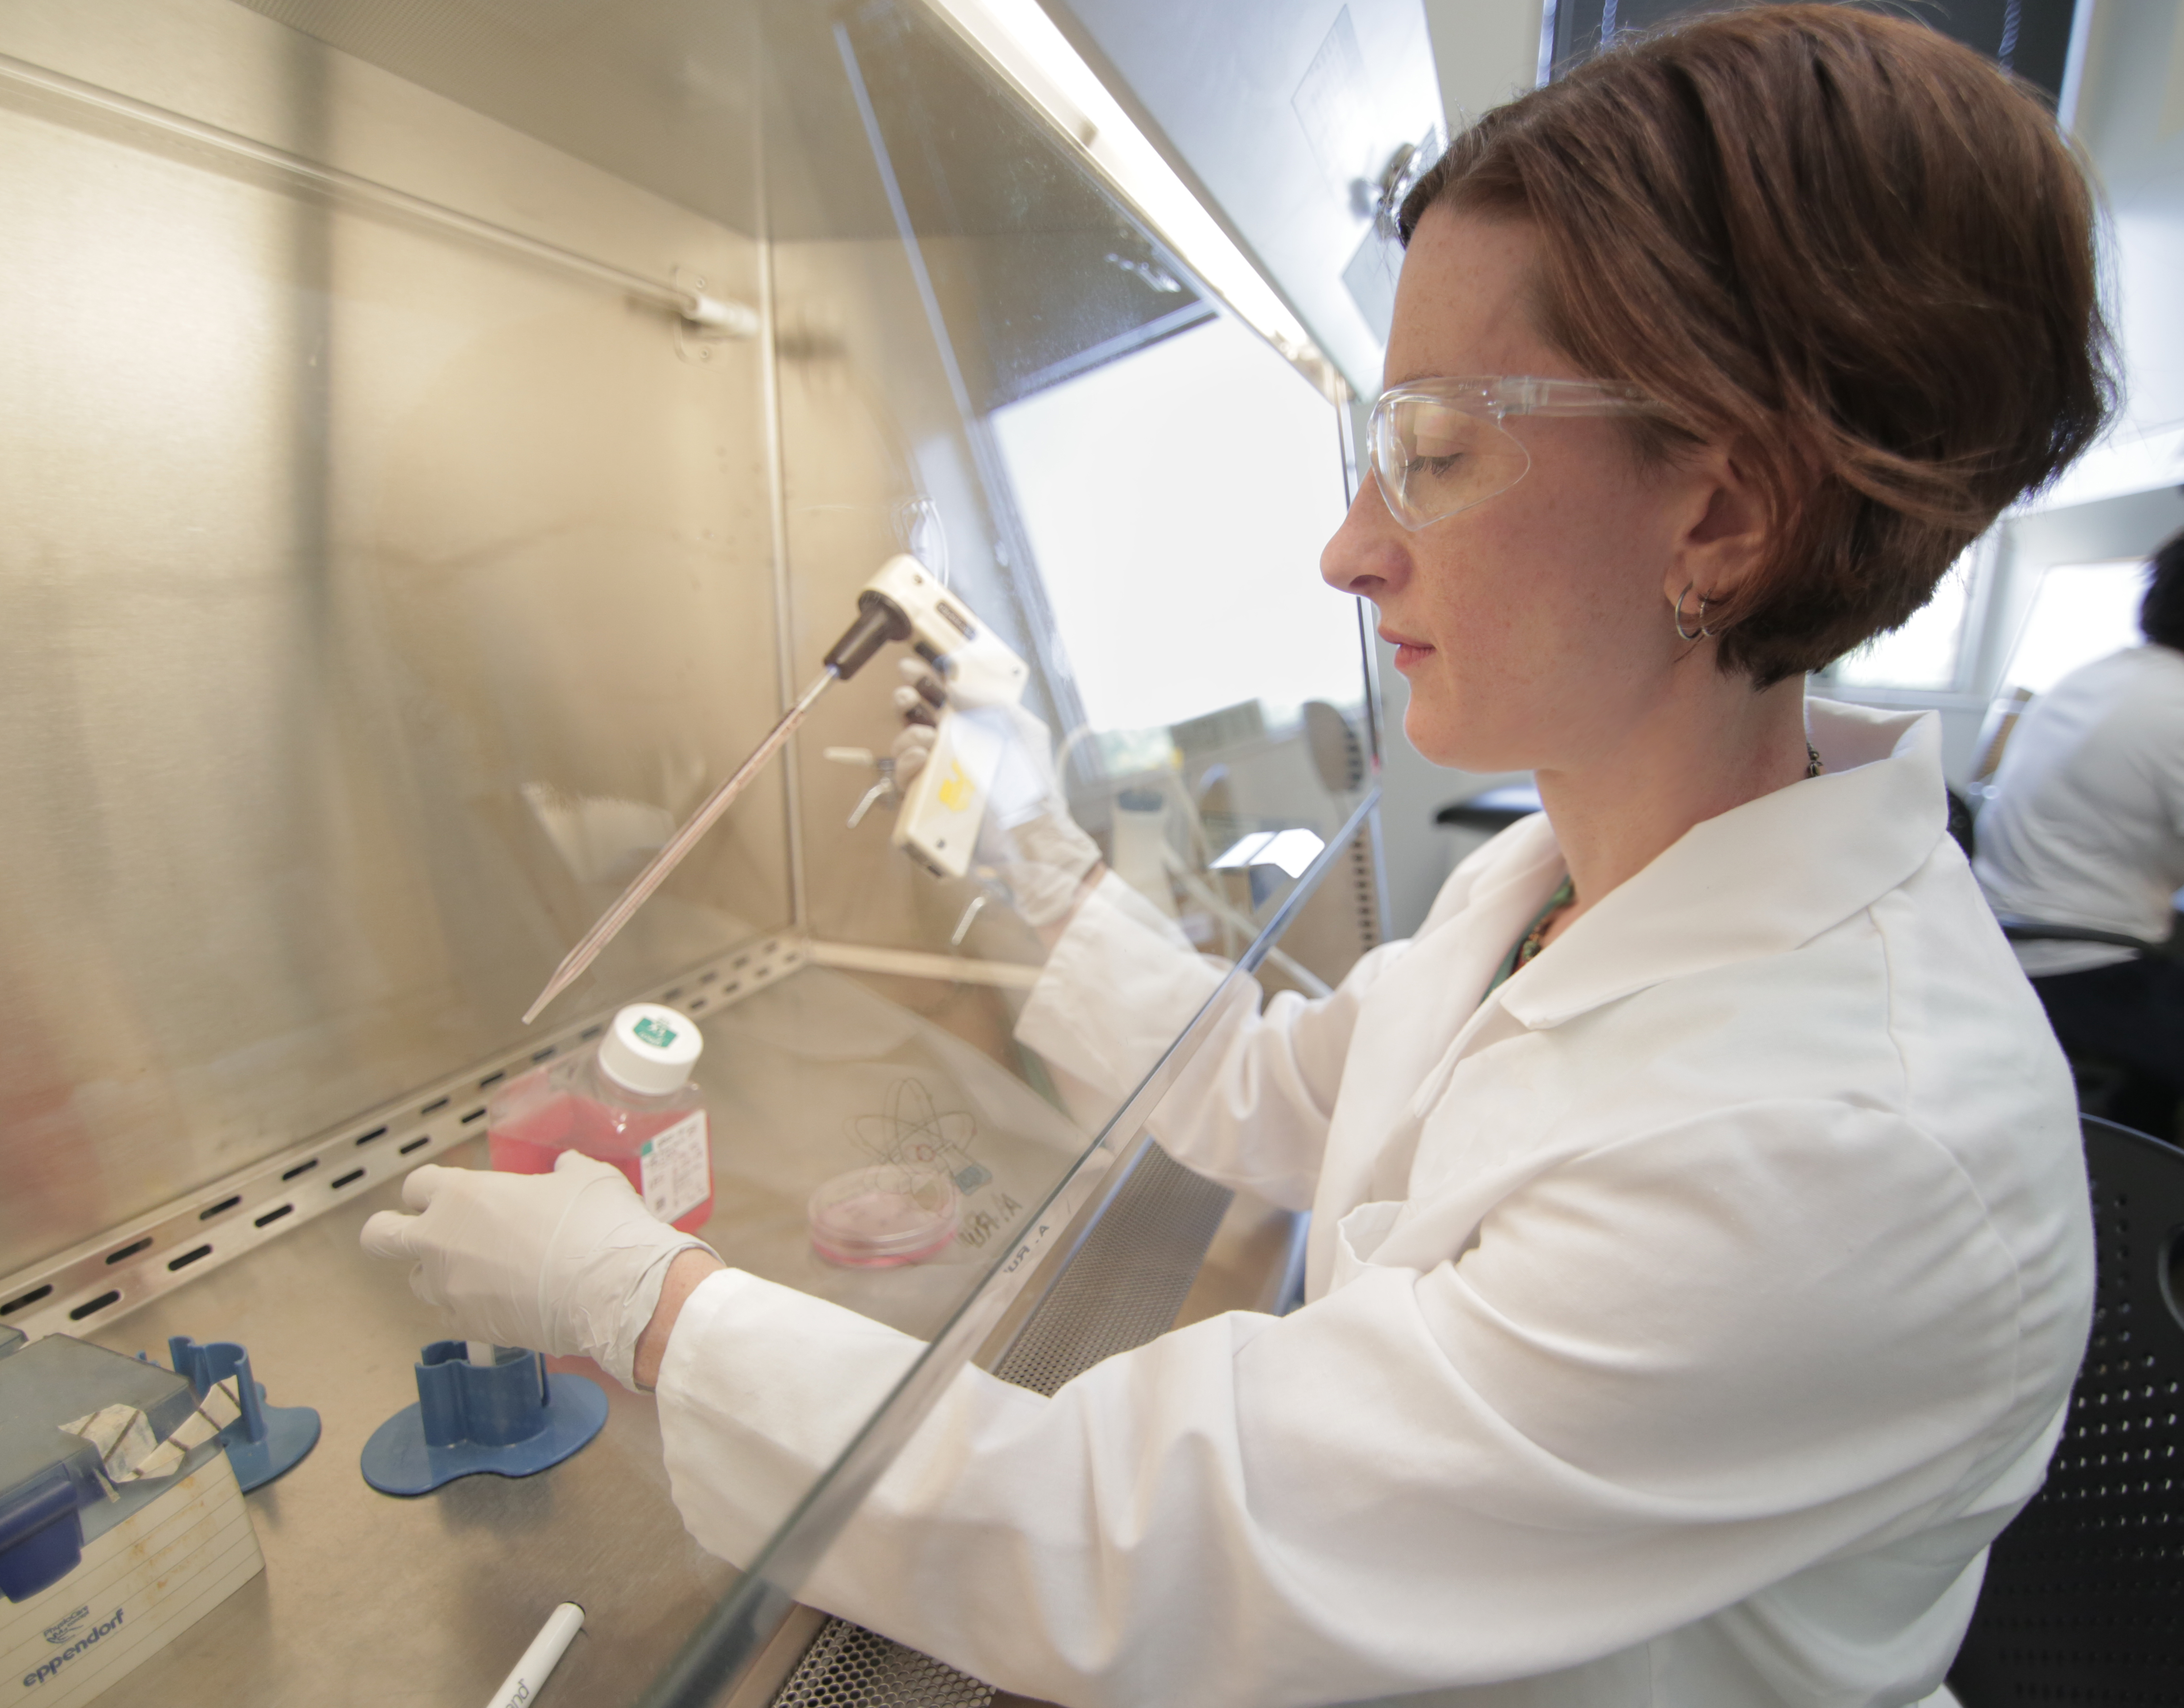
[485,1601,584,1708]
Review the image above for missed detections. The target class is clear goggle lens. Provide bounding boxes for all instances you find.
[1369,395,1532,531]
[1366,378,1652,531]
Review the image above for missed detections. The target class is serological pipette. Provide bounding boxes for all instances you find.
[522,555,1024,1024]
[521,668,837,1024]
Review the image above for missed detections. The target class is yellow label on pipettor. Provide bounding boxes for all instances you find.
[937,761,972,812]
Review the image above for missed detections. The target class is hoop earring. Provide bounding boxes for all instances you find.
[1673,583,1719,642]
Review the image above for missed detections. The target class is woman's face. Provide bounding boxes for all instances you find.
[1321,207,1720,774]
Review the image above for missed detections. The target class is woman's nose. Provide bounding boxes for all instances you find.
[1321,474,1409,598]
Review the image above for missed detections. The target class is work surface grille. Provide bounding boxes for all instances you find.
[773,1620,999,1708]
[774,1142,1233,1707]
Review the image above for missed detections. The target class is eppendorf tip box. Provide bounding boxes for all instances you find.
[0,1335,262,1708]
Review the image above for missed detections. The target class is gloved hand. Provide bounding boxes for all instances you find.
[358,1151,716,1391]
[891,659,1102,926]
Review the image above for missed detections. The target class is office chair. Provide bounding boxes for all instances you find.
[1434,781,1541,835]
[1993,918,2178,1142]
[1948,1116,2184,1705]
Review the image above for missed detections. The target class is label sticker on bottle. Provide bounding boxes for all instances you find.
[639,1113,710,1226]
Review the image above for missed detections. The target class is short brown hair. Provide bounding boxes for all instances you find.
[1400,3,2114,686]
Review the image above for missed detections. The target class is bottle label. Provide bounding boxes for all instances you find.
[639,1112,710,1225]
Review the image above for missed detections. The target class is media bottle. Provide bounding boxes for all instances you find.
[487,1003,713,1232]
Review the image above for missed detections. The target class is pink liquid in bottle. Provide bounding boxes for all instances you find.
[488,1005,713,1233]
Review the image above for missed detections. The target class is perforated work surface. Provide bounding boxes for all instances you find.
[772,1621,996,1708]
[1952,1119,2184,1705]
[774,1143,1233,1705]
[991,1142,1235,1397]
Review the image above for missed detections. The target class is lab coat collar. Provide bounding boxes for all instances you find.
[1494,701,1945,1030]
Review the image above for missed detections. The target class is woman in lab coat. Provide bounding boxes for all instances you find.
[364,9,2112,1705]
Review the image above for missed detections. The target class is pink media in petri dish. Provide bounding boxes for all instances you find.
[808,1165,960,1269]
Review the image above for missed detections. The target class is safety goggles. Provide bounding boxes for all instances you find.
[1366,376,1654,530]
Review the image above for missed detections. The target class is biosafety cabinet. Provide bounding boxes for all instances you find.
[0,1,1381,1702]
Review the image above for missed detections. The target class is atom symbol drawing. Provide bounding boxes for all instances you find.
[849,1078,980,1175]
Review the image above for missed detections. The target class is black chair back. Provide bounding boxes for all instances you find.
[1949,1116,2184,1704]
[1994,914,2159,955]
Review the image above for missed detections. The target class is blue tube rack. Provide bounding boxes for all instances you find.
[166,1336,321,1494]
[359,1342,606,1496]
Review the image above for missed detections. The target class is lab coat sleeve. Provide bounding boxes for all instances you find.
[657,1099,2043,1708]
[1014,871,1408,1210]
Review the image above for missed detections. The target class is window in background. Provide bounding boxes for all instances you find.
[2003,559,2152,693]
[990,314,1360,743]
[1828,546,1977,690]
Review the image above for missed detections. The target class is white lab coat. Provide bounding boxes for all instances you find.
[656,699,2093,1708]
[1974,644,2184,974]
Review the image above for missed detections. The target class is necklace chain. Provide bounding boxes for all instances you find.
[1514,742,1824,971]
[1515,879,1572,969]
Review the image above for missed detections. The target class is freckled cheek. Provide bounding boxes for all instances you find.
[1413,519,1563,662]
[1408,579,1535,721]
[1492,490,1642,645]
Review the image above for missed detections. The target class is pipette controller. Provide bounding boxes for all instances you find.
[522,556,1025,1023]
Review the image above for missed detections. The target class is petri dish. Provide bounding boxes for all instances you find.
[807,1165,960,1268]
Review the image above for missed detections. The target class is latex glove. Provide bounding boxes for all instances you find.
[891,661,1101,926]
[359,1151,715,1391]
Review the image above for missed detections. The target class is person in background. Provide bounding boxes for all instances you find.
[1976,531,2184,1139]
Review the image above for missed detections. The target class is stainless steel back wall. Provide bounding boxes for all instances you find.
[0,0,790,1273]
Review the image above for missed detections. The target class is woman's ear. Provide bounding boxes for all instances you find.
[1660,444,1771,609]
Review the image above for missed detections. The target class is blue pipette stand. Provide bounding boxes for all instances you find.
[359,1342,607,1496]
[166,1335,321,1493]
